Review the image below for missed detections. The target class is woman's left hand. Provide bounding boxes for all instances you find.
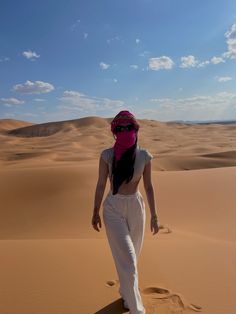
[92,212,102,232]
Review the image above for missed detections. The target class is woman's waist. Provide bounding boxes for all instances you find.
[107,189,141,198]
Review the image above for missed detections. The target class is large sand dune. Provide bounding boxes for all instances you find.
[0,116,235,314]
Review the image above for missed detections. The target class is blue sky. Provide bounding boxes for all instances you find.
[0,0,236,123]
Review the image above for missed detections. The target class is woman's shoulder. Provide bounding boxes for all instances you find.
[100,147,114,163]
[137,145,154,164]
[137,145,152,154]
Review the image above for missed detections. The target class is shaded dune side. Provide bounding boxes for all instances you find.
[6,116,110,137]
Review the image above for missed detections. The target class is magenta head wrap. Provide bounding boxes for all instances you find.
[110,110,140,133]
[111,110,140,161]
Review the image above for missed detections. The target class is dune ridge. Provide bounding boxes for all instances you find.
[1,116,236,171]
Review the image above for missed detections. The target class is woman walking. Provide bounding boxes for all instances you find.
[92,110,159,314]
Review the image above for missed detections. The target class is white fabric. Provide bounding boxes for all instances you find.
[102,189,146,314]
[101,145,153,183]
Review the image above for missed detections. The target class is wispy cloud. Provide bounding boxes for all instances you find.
[130,64,138,69]
[99,62,110,70]
[13,80,54,94]
[33,98,46,102]
[59,90,124,113]
[0,97,25,106]
[215,76,232,82]
[70,19,80,31]
[22,50,40,61]
[106,36,121,44]
[148,56,174,71]
[147,92,236,120]
[223,23,236,59]
[139,51,150,57]
[84,32,88,39]
[211,56,225,64]
[197,60,210,67]
[135,38,140,44]
[0,56,10,62]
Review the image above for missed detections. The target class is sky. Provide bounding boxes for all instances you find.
[0,0,236,123]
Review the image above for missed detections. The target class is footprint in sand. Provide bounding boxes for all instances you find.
[105,279,119,287]
[158,224,172,234]
[105,281,202,312]
[142,286,202,313]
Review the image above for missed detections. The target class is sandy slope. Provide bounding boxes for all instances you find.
[0,116,236,314]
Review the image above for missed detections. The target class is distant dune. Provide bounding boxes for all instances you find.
[5,116,111,137]
[0,118,34,131]
[0,116,235,170]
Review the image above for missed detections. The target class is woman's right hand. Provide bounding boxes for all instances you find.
[92,212,102,232]
[150,216,159,235]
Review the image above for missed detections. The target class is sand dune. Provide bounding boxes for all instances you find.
[1,116,236,170]
[0,118,34,131]
[6,116,110,137]
[0,116,236,314]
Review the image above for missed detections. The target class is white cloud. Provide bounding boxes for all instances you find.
[180,55,199,68]
[179,55,225,69]
[130,64,138,69]
[63,90,85,98]
[223,23,236,59]
[113,78,118,83]
[136,38,140,44]
[149,56,174,71]
[99,62,110,70]
[146,92,236,121]
[84,33,88,39]
[211,56,225,64]
[22,50,40,60]
[215,76,232,82]
[13,80,55,94]
[0,97,25,106]
[59,90,124,112]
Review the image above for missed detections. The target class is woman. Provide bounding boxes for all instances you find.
[92,110,159,314]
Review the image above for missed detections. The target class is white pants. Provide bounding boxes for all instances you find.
[102,189,146,314]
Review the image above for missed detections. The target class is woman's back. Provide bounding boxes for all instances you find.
[101,144,153,194]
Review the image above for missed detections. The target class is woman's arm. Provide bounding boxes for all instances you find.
[93,155,109,215]
[143,160,158,219]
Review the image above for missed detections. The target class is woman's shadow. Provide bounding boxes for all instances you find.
[94,298,129,314]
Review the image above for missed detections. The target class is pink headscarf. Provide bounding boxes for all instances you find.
[111,110,140,161]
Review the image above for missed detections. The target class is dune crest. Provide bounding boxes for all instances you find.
[0,118,34,132]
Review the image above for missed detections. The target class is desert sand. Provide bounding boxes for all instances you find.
[0,116,236,314]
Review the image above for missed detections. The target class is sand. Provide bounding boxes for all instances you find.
[0,116,236,314]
